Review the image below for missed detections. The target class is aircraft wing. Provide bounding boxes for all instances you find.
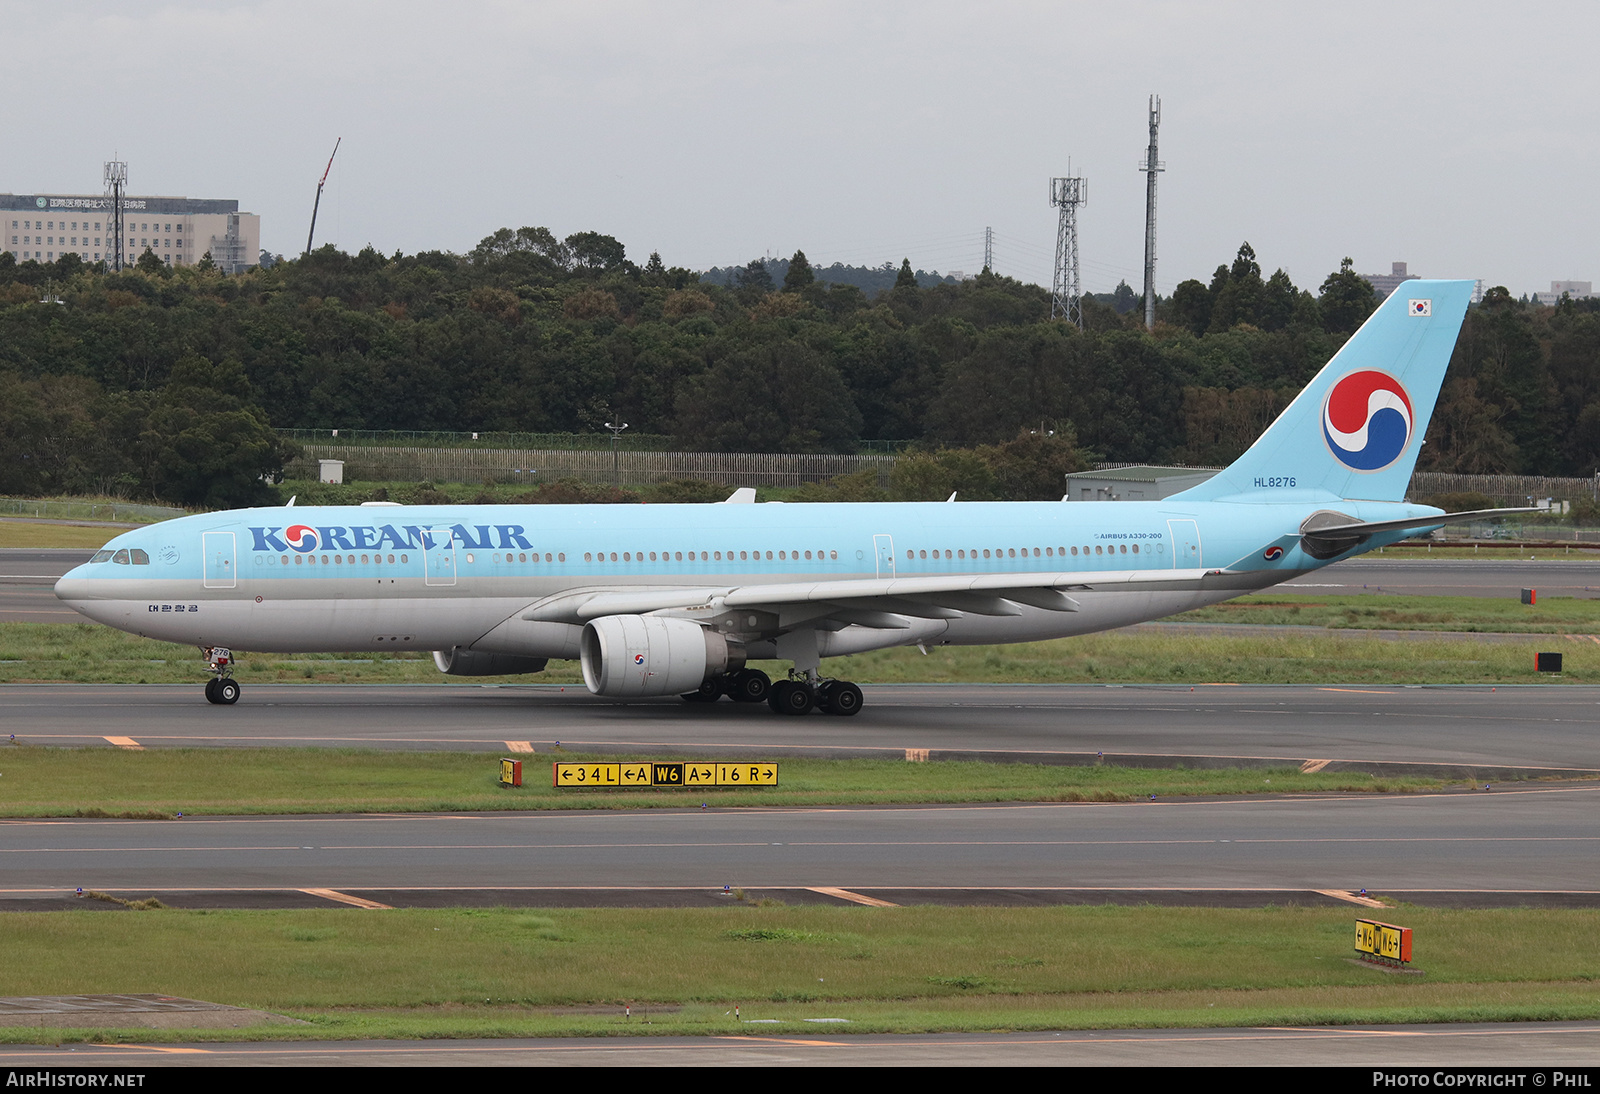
[522,568,1218,629]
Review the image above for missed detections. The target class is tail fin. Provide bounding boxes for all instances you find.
[1170,279,1474,504]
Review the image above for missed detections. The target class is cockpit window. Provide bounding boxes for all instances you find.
[112,549,131,565]
[90,550,113,563]
[130,549,150,565]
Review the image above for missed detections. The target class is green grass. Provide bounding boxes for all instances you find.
[1176,592,1600,633]
[0,748,1457,817]
[4,620,1596,686]
[1,905,1596,1041]
[0,522,122,549]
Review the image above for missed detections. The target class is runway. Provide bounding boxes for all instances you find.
[5,682,1598,776]
[2,784,1596,910]
[4,1023,1598,1066]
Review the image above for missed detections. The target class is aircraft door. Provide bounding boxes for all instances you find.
[1166,519,1201,569]
[873,534,895,578]
[202,531,237,589]
[423,529,457,586]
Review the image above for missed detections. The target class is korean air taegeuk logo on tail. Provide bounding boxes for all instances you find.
[1322,370,1414,472]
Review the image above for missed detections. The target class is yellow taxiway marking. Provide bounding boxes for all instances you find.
[1317,688,1395,694]
[301,888,393,909]
[1565,634,1600,645]
[1299,759,1333,773]
[103,736,143,749]
[904,748,929,762]
[810,887,898,907]
[505,741,535,752]
[89,1044,211,1054]
[1314,889,1388,908]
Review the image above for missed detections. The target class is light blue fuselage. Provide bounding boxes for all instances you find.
[53,496,1434,659]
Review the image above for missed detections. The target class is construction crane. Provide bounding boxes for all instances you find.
[304,138,342,257]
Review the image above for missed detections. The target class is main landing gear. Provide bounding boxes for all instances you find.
[681,668,863,716]
[201,646,240,705]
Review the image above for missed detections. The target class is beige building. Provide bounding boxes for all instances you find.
[2,193,260,274]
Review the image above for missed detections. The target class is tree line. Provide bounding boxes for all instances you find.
[1,232,1596,508]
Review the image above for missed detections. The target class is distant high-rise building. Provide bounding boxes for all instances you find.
[1361,261,1420,300]
[1,192,260,274]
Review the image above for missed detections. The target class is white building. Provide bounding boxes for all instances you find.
[1533,280,1595,306]
[1,193,260,274]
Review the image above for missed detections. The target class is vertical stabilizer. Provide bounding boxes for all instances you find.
[1170,279,1473,504]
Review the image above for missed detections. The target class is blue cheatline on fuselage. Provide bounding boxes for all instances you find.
[54,280,1494,707]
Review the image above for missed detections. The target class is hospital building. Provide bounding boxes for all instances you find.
[1,193,260,274]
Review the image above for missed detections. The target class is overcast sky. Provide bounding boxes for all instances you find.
[4,1,1596,296]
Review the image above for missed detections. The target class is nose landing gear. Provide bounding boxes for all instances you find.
[201,646,240,705]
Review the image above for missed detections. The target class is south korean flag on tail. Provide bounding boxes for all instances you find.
[1409,298,1432,316]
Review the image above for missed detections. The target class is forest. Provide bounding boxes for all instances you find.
[1,229,1596,508]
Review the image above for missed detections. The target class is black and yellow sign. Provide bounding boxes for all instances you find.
[552,761,778,789]
[1354,918,1412,963]
[500,759,522,787]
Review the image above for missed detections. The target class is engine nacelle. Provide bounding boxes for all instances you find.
[580,615,743,697]
[432,647,549,676]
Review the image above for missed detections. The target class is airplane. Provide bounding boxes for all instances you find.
[55,279,1530,714]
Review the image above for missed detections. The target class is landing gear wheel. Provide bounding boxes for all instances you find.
[682,676,724,703]
[819,680,863,716]
[214,679,240,705]
[769,680,815,716]
[203,678,220,704]
[728,668,770,704]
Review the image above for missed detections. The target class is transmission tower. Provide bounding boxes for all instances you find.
[1138,95,1164,330]
[983,226,994,274]
[103,159,127,272]
[1049,175,1087,327]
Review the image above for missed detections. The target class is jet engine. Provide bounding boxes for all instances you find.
[580,615,744,697]
[432,647,549,676]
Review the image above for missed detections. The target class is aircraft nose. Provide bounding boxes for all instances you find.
[54,566,91,603]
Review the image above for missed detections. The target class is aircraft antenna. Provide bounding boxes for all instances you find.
[1049,172,1087,327]
[983,226,994,274]
[304,138,342,257]
[1138,95,1164,330]
[103,159,127,272]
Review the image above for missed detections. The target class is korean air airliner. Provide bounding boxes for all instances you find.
[54,280,1525,714]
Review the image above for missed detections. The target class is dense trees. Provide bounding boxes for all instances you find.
[1,232,1596,510]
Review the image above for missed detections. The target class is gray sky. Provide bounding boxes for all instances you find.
[4,1,1596,296]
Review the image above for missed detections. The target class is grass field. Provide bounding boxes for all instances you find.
[1,905,1596,1041]
[0,747,1456,818]
[1176,593,1600,633]
[0,522,122,549]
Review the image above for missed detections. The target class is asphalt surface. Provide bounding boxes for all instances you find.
[6,682,1598,775]
[2,1025,1598,1066]
[2,785,1595,910]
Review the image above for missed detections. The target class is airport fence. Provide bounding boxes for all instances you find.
[0,498,186,523]
[285,445,896,488]
[1408,472,1600,506]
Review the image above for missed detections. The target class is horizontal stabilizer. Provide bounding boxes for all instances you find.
[1307,507,1541,537]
